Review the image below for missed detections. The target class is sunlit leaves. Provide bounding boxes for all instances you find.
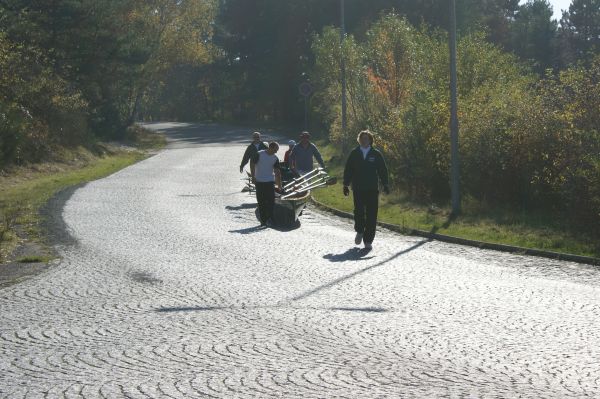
[312,12,600,232]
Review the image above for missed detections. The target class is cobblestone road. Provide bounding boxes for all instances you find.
[1,123,599,398]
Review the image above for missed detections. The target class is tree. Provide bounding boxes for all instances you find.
[558,0,600,66]
[0,0,216,140]
[510,0,558,72]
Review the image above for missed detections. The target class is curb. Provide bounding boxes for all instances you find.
[310,198,600,267]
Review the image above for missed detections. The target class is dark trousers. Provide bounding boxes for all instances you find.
[255,182,275,224]
[353,189,379,243]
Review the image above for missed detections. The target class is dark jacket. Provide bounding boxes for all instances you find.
[240,141,268,169]
[343,146,389,191]
[289,142,325,172]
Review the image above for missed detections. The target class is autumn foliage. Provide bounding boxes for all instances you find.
[312,14,600,233]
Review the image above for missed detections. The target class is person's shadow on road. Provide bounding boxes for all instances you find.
[225,203,257,211]
[323,247,375,262]
[226,205,301,233]
[229,225,266,234]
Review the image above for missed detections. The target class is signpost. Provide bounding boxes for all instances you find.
[340,0,347,154]
[449,0,461,215]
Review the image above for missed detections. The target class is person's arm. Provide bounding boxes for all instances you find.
[240,145,251,172]
[289,147,297,172]
[250,152,259,183]
[343,151,355,186]
[343,150,354,196]
[274,158,282,190]
[377,151,390,193]
[289,149,295,169]
[275,169,282,190]
[312,144,325,169]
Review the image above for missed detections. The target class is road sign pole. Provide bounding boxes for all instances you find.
[340,0,348,155]
[449,0,461,215]
[299,82,313,131]
[304,97,308,130]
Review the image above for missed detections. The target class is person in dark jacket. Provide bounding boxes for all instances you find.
[343,130,389,250]
[240,132,268,173]
[289,132,325,176]
[284,140,295,165]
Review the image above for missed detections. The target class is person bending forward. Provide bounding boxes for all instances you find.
[251,142,282,226]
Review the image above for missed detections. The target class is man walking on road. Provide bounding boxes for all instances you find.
[343,130,389,250]
[289,131,325,176]
[251,142,282,227]
[240,131,268,173]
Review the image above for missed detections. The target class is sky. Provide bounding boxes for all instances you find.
[549,0,573,20]
[524,0,573,20]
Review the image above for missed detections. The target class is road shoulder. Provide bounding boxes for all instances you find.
[0,132,165,287]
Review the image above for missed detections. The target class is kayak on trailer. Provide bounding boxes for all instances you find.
[242,166,337,226]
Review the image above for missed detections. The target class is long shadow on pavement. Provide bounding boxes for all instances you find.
[229,225,266,235]
[229,223,301,235]
[329,307,388,313]
[155,305,390,313]
[143,122,284,148]
[225,203,257,211]
[156,306,228,312]
[144,123,249,146]
[323,247,375,262]
[290,238,431,302]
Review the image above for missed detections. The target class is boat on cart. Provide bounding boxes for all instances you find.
[242,167,337,227]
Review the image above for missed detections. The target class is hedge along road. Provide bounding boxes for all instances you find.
[0,122,599,398]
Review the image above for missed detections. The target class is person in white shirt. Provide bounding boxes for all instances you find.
[250,142,282,226]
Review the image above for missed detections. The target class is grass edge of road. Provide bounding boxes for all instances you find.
[313,140,600,259]
[0,127,166,268]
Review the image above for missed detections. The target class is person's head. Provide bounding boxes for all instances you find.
[288,140,296,149]
[299,131,310,145]
[357,130,374,148]
[252,132,261,142]
[267,141,279,155]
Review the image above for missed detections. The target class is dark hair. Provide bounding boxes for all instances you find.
[268,141,279,150]
[357,130,374,145]
[300,131,311,139]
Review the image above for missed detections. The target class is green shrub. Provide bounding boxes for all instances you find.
[312,13,600,236]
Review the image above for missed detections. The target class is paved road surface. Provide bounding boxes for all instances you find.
[1,123,599,398]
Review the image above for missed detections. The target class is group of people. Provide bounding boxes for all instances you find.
[239,131,325,226]
[239,129,389,250]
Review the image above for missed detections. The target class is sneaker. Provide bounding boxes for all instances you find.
[354,233,363,245]
[364,242,373,250]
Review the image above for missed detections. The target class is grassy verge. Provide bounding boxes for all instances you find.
[0,127,165,264]
[314,141,600,258]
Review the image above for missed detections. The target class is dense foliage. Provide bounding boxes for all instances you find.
[0,0,216,165]
[312,14,600,233]
[1,0,598,233]
[203,0,599,125]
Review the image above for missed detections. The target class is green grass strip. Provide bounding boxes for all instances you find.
[1,152,145,209]
[0,151,148,260]
[314,141,600,258]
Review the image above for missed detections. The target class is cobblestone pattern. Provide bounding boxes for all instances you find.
[1,123,599,398]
